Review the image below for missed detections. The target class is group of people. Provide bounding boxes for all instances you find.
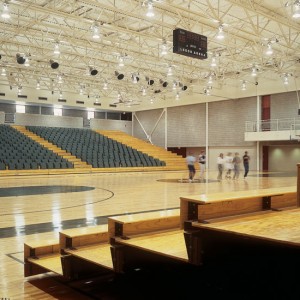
[217,151,250,181]
[186,150,250,182]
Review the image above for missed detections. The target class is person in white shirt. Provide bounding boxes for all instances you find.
[224,152,234,179]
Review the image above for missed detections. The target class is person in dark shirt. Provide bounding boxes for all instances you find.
[243,151,250,178]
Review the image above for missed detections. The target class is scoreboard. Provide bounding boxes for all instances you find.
[173,28,207,59]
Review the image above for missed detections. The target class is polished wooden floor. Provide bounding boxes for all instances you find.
[0,169,297,299]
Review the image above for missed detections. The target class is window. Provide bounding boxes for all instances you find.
[16,104,25,113]
[54,107,62,116]
[87,111,94,119]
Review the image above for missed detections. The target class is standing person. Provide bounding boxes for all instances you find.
[198,150,206,180]
[232,152,241,180]
[186,152,196,182]
[243,151,250,178]
[217,153,225,181]
[224,152,234,179]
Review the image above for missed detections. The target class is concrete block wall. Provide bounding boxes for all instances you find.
[271,91,300,119]
[15,113,83,128]
[90,118,132,134]
[167,103,205,147]
[0,111,4,124]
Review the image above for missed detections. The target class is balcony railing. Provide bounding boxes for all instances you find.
[245,118,300,133]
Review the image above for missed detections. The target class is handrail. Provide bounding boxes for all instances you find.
[245,118,300,132]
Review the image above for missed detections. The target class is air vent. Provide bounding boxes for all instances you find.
[38,96,47,100]
[94,102,101,106]
[76,100,84,104]
[0,93,5,96]
[58,99,67,102]
[18,95,27,99]
[109,104,117,107]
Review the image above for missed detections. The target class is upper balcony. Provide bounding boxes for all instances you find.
[245,118,300,142]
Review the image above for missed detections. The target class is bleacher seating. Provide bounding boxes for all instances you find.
[26,126,166,168]
[0,124,74,170]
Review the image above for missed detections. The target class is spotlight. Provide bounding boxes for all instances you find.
[179,82,187,91]
[132,74,139,83]
[159,79,168,87]
[50,60,59,69]
[16,54,25,64]
[181,85,187,91]
[115,71,124,80]
[146,77,154,85]
[89,67,98,76]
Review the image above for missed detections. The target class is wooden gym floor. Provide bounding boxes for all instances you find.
[0,169,298,299]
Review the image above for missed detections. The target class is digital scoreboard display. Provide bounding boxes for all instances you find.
[173,28,207,60]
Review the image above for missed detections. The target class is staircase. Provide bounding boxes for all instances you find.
[97,130,187,171]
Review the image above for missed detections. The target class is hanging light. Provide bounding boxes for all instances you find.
[172,81,177,90]
[142,87,146,96]
[175,92,180,100]
[210,56,217,67]
[207,75,213,84]
[103,82,108,90]
[283,74,289,85]
[241,80,246,90]
[146,0,154,17]
[36,81,41,90]
[91,23,100,39]
[24,57,30,67]
[59,91,63,99]
[57,74,63,83]
[167,66,173,76]
[265,43,273,55]
[161,39,167,55]
[18,86,22,95]
[118,57,124,67]
[1,67,6,76]
[54,43,60,55]
[216,25,225,40]
[251,66,257,76]
[1,2,10,19]
[293,1,300,18]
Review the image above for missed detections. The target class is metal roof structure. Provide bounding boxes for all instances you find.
[0,0,300,111]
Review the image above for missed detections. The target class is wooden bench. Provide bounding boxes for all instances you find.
[24,239,62,277]
[186,207,300,265]
[180,186,297,228]
[180,186,297,265]
[108,208,180,238]
[108,209,184,273]
[60,224,114,279]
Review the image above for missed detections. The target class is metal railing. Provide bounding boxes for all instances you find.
[245,118,300,132]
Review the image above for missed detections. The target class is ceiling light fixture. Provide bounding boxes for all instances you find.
[159,79,168,87]
[1,67,6,76]
[265,43,273,55]
[146,0,154,17]
[115,71,124,80]
[167,66,173,76]
[91,23,100,39]
[251,66,257,76]
[118,57,124,67]
[50,60,59,69]
[36,81,41,90]
[216,25,225,40]
[89,67,98,76]
[54,43,60,55]
[146,76,154,85]
[293,1,300,18]
[103,82,108,90]
[1,2,10,19]
[241,80,246,90]
[161,39,167,55]
[16,54,25,64]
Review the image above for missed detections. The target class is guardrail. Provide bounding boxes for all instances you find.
[245,118,300,132]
